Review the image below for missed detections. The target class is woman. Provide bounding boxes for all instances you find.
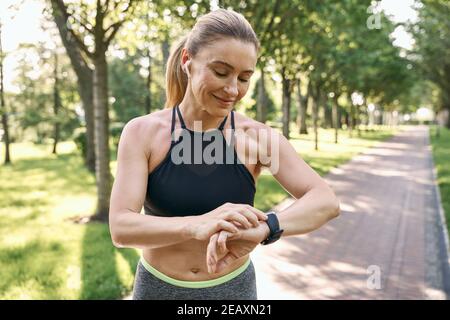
[109,8,340,300]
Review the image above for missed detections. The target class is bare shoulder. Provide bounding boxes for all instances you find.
[233,110,277,144]
[120,108,172,158]
[232,111,279,169]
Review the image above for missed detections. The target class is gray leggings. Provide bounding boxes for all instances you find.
[132,259,258,300]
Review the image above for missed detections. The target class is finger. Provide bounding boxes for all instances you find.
[237,208,259,227]
[231,221,245,229]
[207,233,219,273]
[227,212,251,229]
[218,220,239,234]
[217,231,230,252]
[207,238,217,274]
[210,233,219,257]
[210,233,219,261]
[245,205,269,221]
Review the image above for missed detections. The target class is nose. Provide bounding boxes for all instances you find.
[224,79,238,97]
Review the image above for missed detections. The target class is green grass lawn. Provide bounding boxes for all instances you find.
[0,125,397,299]
[429,125,450,236]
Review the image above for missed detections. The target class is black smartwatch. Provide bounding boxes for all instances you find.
[261,211,284,245]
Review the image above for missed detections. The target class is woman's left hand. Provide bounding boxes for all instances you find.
[206,222,270,274]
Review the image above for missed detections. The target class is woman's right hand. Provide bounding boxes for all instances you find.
[188,203,268,241]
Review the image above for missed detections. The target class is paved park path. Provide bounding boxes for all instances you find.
[252,125,450,300]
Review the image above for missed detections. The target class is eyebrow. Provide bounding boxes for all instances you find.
[210,60,254,74]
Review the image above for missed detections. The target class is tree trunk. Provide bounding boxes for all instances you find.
[51,2,96,172]
[349,104,354,138]
[337,107,343,129]
[296,78,309,135]
[52,53,60,154]
[444,93,450,129]
[356,105,362,137]
[257,67,267,123]
[92,53,112,222]
[281,67,291,139]
[333,95,339,144]
[312,92,319,151]
[446,107,450,129]
[324,98,333,129]
[0,22,11,165]
[81,74,96,172]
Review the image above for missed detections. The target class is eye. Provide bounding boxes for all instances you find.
[214,70,249,83]
[214,70,227,77]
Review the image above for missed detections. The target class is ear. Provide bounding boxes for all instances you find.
[181,48,192,77]
[181,48,190,70]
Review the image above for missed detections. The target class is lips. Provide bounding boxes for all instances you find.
[213,94,234,103]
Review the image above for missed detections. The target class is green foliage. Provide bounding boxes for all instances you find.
[410,0,450,117]
[10,43,80,144]
[430,125,450,235]
[110,122,125,151]
[109,53,148,122]
[73,128,87,159]
[73,124,125,159]
[247,76,277,121]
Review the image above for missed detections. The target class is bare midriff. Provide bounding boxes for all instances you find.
[142,240,249,281]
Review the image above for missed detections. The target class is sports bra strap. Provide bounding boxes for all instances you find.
[231,109,235,130]
[170,105,177,134]
[218,114,228,131]
[175,104,187,129]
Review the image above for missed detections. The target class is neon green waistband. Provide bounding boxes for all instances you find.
[139,256,251,289]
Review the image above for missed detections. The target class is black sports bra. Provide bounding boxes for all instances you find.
[144,105,256,217]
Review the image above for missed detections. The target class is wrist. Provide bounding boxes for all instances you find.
[260,211,284,245]
[258,221,271,243]
[181,216,197,240]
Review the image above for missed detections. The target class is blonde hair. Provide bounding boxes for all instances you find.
[164,8,260,109]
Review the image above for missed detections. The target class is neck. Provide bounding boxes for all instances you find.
[178,91,228,132]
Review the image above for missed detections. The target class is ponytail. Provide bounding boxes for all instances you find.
[164,35,189,109]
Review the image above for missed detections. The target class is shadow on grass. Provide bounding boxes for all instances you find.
[117,247,140,279]
[80,221,139,299]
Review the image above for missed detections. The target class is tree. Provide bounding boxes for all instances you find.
[11,43,79,146]
[109,53,148,122]
[248,72,276,122]
[411,0,450,128]
[51,0,137,221]
[0,21,11,165]
[49,1,95,172]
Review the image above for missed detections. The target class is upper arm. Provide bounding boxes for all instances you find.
[109,118,151,219]
[263,128,331,199]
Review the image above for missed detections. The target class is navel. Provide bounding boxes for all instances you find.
[190,268,200,274]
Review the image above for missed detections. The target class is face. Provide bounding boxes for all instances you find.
[181,38,258,116]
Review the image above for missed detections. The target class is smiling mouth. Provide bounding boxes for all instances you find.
[213,94,234,103]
